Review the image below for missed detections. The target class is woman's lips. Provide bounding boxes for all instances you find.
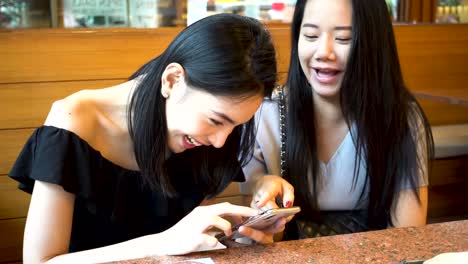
[182,135,202,150]
[313,68,341,84]
[182,135,197,149]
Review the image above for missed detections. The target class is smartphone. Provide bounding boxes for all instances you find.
[241,206,301,229]
[216,206,301,242]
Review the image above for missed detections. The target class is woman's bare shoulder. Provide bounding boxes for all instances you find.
[44,89,99,142]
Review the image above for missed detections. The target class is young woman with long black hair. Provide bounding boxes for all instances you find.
[243,0,434,238]
[10,14,282,263]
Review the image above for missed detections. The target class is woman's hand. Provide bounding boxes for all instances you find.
[236,216,287,244]
[233,175,295,244]
[160,202,258,255]
[251,175,295,209]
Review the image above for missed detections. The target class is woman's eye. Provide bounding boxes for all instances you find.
[304,35,318,41]
[209,118,223,126]
[336,38,351,43]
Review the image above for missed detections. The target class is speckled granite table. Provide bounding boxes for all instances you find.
[114,220,467,264]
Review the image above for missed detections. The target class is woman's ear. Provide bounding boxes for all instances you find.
[161,62,185,98]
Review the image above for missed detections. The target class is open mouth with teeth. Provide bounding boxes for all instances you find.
[315,68,340,77]
[183,135,202,149]
[313,68,342,83]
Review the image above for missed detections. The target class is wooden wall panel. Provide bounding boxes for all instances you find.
[418,99,468,126]
[0,28,182,83]
[0,27,290,85]
[1,25,466,95]
[268,27,291,74]
[430,156,468,187]
[428,183,468,218]
[0,176,30,219]
[0,129,34,175]
[0,218,25,263]
[394,25,468,95]
[0,79,124,129]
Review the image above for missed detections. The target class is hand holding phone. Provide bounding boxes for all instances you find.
[240,206,301,229]
[216,206,301,242]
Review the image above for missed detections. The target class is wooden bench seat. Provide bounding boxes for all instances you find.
[432,124,468,158]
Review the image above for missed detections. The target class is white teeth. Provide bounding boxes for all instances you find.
[317,69,338,77]
[185,135,201,146]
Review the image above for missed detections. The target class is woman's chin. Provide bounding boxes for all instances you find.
[311,86,340,99]
[167,143,183,154]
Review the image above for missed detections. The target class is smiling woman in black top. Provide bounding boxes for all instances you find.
[9,14,283,263]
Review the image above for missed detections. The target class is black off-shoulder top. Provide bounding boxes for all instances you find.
[9,126,239,252]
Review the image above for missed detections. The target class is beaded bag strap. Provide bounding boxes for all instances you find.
[277,85,286,178]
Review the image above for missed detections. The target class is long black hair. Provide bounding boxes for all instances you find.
[127,14,277,198]
[285,0,433,228]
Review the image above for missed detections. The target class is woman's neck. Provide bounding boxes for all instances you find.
[91,80,140,171]
[93,79,138,133]
[313,94,344,128]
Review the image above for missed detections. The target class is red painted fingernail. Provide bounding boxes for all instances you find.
[285,201,292,207]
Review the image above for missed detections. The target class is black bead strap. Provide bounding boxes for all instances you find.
[277,86,286,177]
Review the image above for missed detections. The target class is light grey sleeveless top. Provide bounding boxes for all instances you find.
[241,97,427,210]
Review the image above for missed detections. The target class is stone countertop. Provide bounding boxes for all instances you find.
[113,220,468,264]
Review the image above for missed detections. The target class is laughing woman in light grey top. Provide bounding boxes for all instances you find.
[242,0,434,239]
[242,95,371,212]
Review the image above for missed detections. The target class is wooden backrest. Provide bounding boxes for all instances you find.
[0,24,467,263]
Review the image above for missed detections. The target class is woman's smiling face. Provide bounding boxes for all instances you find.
[164,80,262,153]
[298,0,353,99]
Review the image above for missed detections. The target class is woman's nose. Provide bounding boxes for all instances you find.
[209,128,232,148]
[315,34,336,61]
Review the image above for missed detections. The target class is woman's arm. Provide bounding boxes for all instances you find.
[391,109,430,228]
[391,186,428,227]
[240,99,282,194]
[24,181,74,263]
[24,181,260,263]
